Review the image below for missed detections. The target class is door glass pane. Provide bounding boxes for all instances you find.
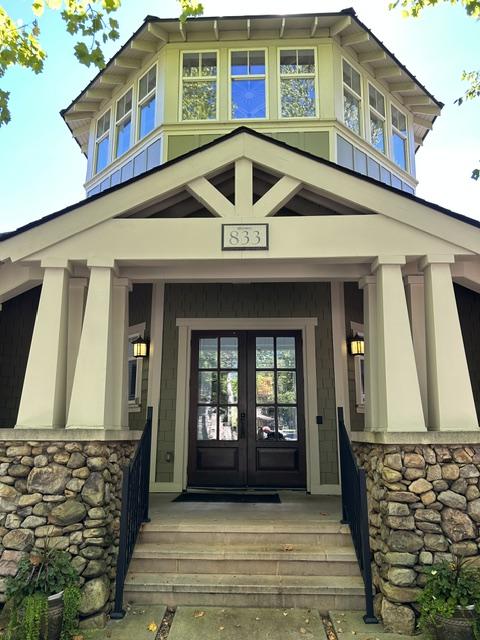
[256,406,275,439]
[256,337,274,368]
[220,371,238,404]
[199,338,217,368]
[219,406,238,440]
[199,371,218,403]
[197,406,217,440]
[256,371,275,403]
[277,337,296,368]
[277,371,296,404]
[220,337,238,368]
[278,406,298,441]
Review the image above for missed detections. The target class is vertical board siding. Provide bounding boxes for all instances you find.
[0,287,41,427]
[128,284,153,430]
[157,282,337,485]
[455,283,480,422]
[343,282,364,432]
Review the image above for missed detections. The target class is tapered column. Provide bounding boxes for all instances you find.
[420,256,478,430]
[359,276,378,431]
[67,265,115,429]
[16,263,70,428]
[404,275,428,418]
[373,257,426,431]
[111,278,130,429]
[66,278,87,413]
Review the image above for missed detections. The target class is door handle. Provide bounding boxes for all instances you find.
[239,412,246,439]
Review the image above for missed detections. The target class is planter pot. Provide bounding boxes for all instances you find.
[436,607,477,640]
[43,591,64,640]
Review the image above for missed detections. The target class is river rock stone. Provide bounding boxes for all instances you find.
[67,452,86,469]
[381,599,416,635]
[385,502,410,516]
[27,464,70,495]
[83,560,107,579]
[3,528,34,551]
[386,491,419,504]
[80,546,104,560]
[33,455,48,468]
[427,464,442,481]
[0,483,20,513]
[381,580,421,603]
[451,479,468,495]
[388,567,417,587]
[451,541,478,556]
[385,515,415,530]
[466,486,480,501]
[467,498,480,522]
[421,491,437,506]
[384,552,417,567]
[442,464,460,481]
[81,473,105,507]
[384,453,402,471]
[452,449,473,464]
[21,516,46,528]
[419,551,433,565]
[9,464,30,478]
[6,445,31,457]
[79,575,110,616]
[415,509,441,523]
[388,531,423,553]
[409,478,432,494]
[438,490,467,509]
[49,500,87,526]
[424,534,448,551]
[18,493,42,507]
[460,465,480,479]
[72,556,87,575]
[382,467,403,483]
[441,507,476,542]
[404,453,425,468]
[87,457,108,472]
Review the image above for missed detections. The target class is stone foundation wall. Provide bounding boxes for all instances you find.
[0,439,137,628]
[354,442,480,635]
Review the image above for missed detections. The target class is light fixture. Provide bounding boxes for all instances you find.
[348,333,365,356]
[132,336,149,358]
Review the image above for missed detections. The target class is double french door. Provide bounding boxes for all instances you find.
[187,330,306,488]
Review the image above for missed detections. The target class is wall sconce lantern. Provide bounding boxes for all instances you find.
[132,336,149,358]
[348,334,365,357]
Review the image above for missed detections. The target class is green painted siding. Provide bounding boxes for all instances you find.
[0,287,40,427]
[344,282,364,432]
[157,282,338,485]
[455,283,480,422]
[167,131,330,162]
[128,284,153,431]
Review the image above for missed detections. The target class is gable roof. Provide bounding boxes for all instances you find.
[61,8,443,153]
[1,126,477,251]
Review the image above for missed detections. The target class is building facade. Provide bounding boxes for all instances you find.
[1,10,480,633]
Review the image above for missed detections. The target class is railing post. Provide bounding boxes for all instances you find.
[111,464,130,619]
[143,407,153,523]
[337,406,378,625]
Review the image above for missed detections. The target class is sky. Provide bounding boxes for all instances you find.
[0,0,479,232]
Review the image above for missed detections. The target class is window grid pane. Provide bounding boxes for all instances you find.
[370,112,385,153]
[343,61,361,96]
[280,77,316,117]
[344,90,361,135]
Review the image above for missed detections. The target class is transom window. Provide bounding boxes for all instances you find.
[115,88,132,158]
[181,51,218,121]
[343,60,362,135]
[279,49,316,118]
[138,65,156,140]
[391,105,408,170]
[95,110,110,174]
[230,50,266,120]
[369,84,386,154]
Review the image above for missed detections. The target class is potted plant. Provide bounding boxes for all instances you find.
[4,543,81,640]
[418,555,480,640]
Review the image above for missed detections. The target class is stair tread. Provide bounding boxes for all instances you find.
[132,542,356,561]
[124,572,365,595]
[141,521,350,534]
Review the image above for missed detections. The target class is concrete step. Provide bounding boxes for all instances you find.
[123,572,367,612]
[138,521,352,547]
[129,543,360,576]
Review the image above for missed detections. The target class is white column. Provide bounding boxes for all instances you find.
[67,264,115,429]
[66,278,87,413]
[420,256,479,430]
[111,278,130,429]
[16,263,70,428]
[359,276,378,431]
[404,275,428,418]
[373,257,426,432]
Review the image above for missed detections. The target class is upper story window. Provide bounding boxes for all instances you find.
[368,84,386,154]
[279,49,316,118]
[230,50,267,120]
[391,105,408,170]
[95,110,110,174]
[181,51,218,121]
[138,65,156,140]
[115,88,133,158]
[343,60,362,136]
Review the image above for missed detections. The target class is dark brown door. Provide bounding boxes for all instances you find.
[187,330,306,488]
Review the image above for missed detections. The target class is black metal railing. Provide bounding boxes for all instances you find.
[338,406,378,624]
[111,406,153,619]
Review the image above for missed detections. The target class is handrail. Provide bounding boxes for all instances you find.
[338,407,378,624]
[111,406,153,619]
